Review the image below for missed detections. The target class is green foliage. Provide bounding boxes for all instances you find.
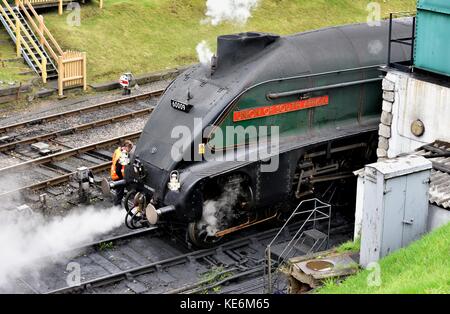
[336,238,361,253]
[199,266,233,294]
[38,0,416,83]
[98,241,114,251]
[318,223,450,294]
[0,30,33,85]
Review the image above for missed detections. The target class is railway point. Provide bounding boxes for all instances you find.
[0,0,449,303]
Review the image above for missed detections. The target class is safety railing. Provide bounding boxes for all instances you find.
[3,0,88,95]
[19,0,103,14]
[1,0,48,82]
[20,0,86,95]
[18,0,63,60]
[265,198,331,294]
[387,12,416,72]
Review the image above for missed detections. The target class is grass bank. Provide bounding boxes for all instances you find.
[0,29,33,85]
[41,0,416,83]
[318,223,450,294]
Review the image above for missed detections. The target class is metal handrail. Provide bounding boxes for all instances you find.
[277,205,330,265]
[265,198,331,294]
[387,12,416,72]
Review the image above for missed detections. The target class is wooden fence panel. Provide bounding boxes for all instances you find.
[58,51,86,96]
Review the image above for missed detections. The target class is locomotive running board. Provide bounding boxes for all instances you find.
[215,213,278,237]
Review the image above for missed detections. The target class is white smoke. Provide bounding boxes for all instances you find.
[0,206,124,287]
[202,0,260,26]
[196,40,214,67]
[0,174,25,211]
[197,182,242,236]
[196,0,261,65]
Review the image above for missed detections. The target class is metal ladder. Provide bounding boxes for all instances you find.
[0,4,58,79]
[264,198,332,294]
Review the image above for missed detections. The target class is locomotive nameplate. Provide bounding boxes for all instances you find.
[233,95,329,122]
[171,99,193,113]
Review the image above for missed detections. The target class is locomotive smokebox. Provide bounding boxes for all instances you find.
[216,32,279,70]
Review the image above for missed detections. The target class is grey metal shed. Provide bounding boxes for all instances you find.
[360,155,432,267]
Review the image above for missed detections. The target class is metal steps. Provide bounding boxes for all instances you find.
[269,228,329,260]
[0,5,58,79]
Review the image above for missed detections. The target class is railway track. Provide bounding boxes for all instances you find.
[42,219,350,295]
[3,205,353,294]
[0,90,162,135]
[0,89,163,202]
[44,224,283,294]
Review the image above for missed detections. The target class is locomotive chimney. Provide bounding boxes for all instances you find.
[215,32,279,71]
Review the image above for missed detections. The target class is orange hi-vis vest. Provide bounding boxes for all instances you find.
[111,147,125,181]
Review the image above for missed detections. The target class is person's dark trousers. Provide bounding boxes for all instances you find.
[114,186,125,206]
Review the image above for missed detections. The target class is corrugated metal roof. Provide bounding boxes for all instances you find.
[415,141,450,209]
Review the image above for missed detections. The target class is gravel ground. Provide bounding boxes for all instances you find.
[0,80,170,217]
[0,80,170,127]
[0,152,21,167]
[57,116,149,147]
[2,99,156,140]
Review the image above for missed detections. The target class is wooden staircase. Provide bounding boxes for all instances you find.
[0,4,58,80]
[0,0,87,95]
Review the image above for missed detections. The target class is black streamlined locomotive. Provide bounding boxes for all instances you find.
[112,19,412,246]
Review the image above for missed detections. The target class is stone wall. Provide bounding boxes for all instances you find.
[376,78,396,160]
[378,70,450,159]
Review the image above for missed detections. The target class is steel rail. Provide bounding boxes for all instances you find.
[72,227,159,253]
[0,131,142,174]
[182,266,264,294]
[164,267,240,294]
[0,89,163,134]
[0,108,153,152]
[0,161,111,198]
[19,227,160,294]
[46,225,288,294]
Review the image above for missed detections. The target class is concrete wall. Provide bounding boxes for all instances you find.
[428,205,450,232]
[360,70,450,242]
[378,71,450,159]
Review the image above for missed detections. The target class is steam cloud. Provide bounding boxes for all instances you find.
[0,206,124,288]
[197,182,242,236]
[196,0,261,65]
[202,0,260,26]
[196,40,214,67]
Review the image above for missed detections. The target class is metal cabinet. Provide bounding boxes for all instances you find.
[360,155,432,267]
[415,0,450,77]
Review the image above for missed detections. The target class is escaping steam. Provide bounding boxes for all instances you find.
[196,0,261,65]
[0,206,124,287]
[197,181,242,236]
[196,40,214,67]
[202,0,261,26]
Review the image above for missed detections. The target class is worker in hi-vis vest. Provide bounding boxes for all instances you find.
[111,140,133,205]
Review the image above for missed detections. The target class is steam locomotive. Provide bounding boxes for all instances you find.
[112,19,413,246]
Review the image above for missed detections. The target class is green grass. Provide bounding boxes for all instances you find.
[0,29,33,85]
[38,0,416,83]
[98,241,114,251]
[318,223,450,294]
[335,238,361,253]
